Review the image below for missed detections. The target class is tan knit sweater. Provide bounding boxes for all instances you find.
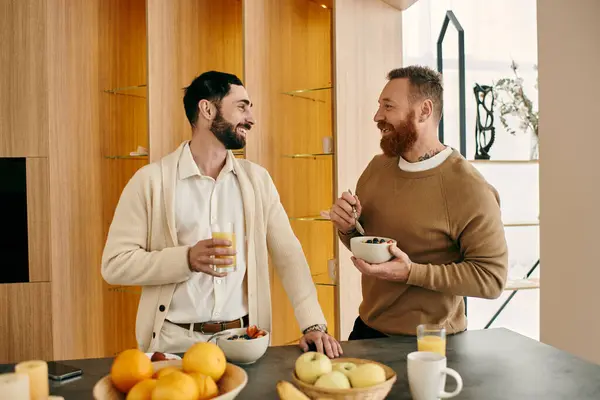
[339,150,508,335]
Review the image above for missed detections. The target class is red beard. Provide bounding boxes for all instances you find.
[379,110,418,157]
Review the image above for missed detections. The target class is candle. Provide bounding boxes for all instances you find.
[14,360,49,400]
[0,372,30,400]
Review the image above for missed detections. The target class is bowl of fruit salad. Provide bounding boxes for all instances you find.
[214,325,270,365]
[350,236,397,264]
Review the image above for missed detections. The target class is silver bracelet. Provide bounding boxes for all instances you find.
[303,324,328,334]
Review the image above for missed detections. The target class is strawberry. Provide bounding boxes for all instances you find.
[151,352,167,362]
[247,325,258,338]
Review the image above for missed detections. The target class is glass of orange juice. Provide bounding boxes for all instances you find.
[211,222,236,273]
[417,324,446,357]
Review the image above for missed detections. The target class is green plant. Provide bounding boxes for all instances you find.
[493,61,538,137]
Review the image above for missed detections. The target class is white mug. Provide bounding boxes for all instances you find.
[407,351,463,400]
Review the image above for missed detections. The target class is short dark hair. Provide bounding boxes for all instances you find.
[183,71,244,127]
[387,66,443,120]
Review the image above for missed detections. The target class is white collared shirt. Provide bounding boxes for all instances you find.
[166,143,248,323]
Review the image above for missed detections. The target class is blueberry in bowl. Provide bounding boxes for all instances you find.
[350,236,397,264]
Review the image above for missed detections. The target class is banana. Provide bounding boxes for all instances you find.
[276,380,311,400]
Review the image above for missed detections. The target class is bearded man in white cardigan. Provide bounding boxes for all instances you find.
[101,71,342,358]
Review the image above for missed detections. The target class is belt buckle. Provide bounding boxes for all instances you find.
[198,322,206,335]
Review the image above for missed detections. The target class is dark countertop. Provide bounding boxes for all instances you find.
[2,328,600,399]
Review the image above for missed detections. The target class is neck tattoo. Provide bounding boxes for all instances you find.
[417,146,446,162]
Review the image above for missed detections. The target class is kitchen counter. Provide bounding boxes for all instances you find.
[2,328,599,399]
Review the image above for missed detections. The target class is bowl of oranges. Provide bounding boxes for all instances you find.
[93,342,247,400]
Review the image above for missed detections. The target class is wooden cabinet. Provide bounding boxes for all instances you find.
[245,0,337,346]
[245,0,405,344]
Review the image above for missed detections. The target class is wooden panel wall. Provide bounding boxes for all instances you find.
[0,0,48,157]
[46,0,106,360]
[245,0,336,345]
[147,0,244,161]
[334,0,403,340]
[26,158,50,282]
[243,0,270,164]
[0,283,53,362]
[0,0,52,363]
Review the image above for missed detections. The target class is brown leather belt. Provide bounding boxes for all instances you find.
[168,315,249,334]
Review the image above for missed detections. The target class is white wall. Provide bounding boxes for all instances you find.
[402,0,540,339]
[538,0,600,365]
[335,0,404,340]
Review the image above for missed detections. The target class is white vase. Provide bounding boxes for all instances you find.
[530,134,539,160]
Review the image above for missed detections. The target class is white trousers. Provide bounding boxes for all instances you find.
[156,320,213,354]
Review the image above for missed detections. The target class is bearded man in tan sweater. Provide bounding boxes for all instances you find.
[330,66,508,340]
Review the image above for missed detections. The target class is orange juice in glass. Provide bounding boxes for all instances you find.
[417,324,446,357]
[211,222,236,273]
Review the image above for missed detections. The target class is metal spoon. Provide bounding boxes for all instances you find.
[348,189,365,235]
[206,331,232,343]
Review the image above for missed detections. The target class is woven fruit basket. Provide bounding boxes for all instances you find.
[292,357,397,400]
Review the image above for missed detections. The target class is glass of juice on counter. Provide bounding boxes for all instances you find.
[211,222,236,273]
[417,324,446,357]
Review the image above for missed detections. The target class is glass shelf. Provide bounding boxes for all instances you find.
[505,277,539,291]
[281,86,332,102]
[104,155,148,160]
[290,215,330,222]
[283,153,333,159]
[103,84,147,98]
[312,271,336,287]
[470,159,538,164]
[504,222,539,227]
[315,282,337,287]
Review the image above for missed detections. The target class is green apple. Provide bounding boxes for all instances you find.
[295,352,332,384]
[348,363,386,388]
[314,371,351,389]
[332,362,357,377]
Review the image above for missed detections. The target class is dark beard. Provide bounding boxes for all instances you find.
[210,109,250,150]
[379,110,418,157]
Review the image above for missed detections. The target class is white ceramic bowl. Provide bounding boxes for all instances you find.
[215,328,270,365]
[350,236,396,264]
[93,360,247,400]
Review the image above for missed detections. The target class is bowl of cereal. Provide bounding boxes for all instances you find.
[350,236,396,264]
[214,325,270,365]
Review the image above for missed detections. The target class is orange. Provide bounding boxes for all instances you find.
[153,366,181,380]
[151,370,199,400]
[110,349,154,393]
[126,379,157,400]
[183,342,227,382]
[188,372,219,399]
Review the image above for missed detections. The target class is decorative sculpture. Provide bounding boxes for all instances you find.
[473,84,496,160]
